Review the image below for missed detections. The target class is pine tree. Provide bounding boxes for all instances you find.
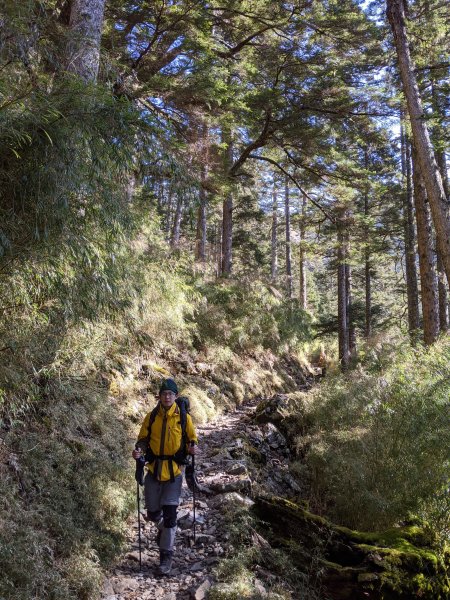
[65,0,106,81]
[387,0,450,286]
[411,145,440,344]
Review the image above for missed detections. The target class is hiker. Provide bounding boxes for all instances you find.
[132,378,198,575]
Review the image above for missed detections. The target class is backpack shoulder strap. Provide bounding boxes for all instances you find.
[176,397,189,435]
[174,397,190,462]
[145,403,160,447]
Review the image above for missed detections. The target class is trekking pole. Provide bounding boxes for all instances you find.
[137,480,142,571]
[192,453,196,544]
[135,449,145,571]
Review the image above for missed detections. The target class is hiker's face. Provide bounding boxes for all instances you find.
[160,390,177,409]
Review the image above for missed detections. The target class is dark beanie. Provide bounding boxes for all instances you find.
[159,378,178,394]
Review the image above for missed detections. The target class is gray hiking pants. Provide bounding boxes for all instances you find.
[144,473,182,552]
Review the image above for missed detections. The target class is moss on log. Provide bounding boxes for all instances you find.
[253,496,449,599]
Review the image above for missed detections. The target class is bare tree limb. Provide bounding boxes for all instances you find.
[248,153,335,222]
[229,111,273,176]
[215,25,273,58]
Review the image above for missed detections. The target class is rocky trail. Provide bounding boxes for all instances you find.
[99,383,450,600]
[101,399,298,600]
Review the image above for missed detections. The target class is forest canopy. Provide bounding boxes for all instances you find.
[1,0,448,359]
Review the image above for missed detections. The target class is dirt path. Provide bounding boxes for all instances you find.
[101,402,281,600]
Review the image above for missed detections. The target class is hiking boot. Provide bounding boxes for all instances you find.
[158,550,173,576]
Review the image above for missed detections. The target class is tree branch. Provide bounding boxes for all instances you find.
[296,104,398,118]
[215,25,273,58]
[247,154,335,222]
[137,98,187,138]
[229,111,273,176]
[282,147,358,184]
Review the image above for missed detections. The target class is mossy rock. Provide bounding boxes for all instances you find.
[253,496,449,599]
[244,441,267,465]
[255,395,292,426]
[254,393,310,445]
[208,582,285,600]
[207,584,250,600]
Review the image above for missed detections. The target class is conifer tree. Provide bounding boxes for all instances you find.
[387,0,450,286]
[65,0,106,81]
[298,193,308,311]
[271,184,279,282]
[284,176,293,300]
[412,146,440,344]
[401,120,420,335]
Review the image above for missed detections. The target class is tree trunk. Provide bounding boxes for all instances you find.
[165,186,173,241]
[271,186,278,281]
[66,0,105,81]
[346,261,356,357]
[363,150,372,338]
[216,221,222,278]
[196,187,207,262]
[299,193,307,310]
[412,147,440,345]
[337,221,349,371]
[430,81,450,200]
[436,149,449,200]
[387,0,450,287]
[430,86,449,333]
[170,195,183,248]
[437,252,448,333]
[195,125,209,262]
[436,154,449,331]
[221,129,233,276]
[284,176,293,299]
[196,165,208,262]
[364,254,371,339]
[156,179,164,214]
[401,125,420,335]
[221,193,233,275]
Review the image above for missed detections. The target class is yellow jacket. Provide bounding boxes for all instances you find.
[137,401,198,481]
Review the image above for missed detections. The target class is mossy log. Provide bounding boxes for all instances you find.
[253,496,449,599]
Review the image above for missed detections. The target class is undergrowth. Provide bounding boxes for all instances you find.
[295,335,450,539]
[0,236,312,600]
[0,378,132,600]
[193,279,313,354]
[208,505,324,600]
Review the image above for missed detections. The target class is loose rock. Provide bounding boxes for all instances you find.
[193,579,212,599]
